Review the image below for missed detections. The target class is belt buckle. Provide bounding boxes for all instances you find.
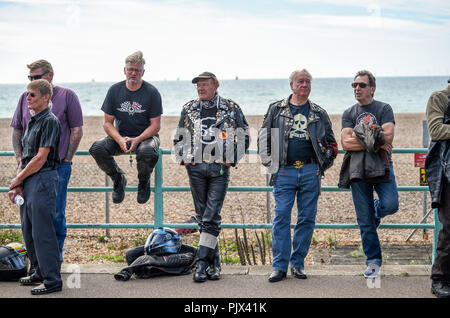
[293,160,304,169]
[203,153,212,163]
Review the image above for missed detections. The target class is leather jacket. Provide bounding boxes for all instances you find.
[425,93,450,208]
[258,96,338,185]
[338,123,391,188]
[173,95,250,166]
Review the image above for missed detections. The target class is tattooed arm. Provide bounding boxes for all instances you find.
[64,126,83,162]
[12,128,23,165]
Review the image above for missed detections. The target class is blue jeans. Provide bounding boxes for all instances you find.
[272,164,321,271]
[53,161,72,262]
[350,165,399,266]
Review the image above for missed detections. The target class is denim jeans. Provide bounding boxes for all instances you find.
[350,165,398,266]
[54,161,72,262]
[272,163,321,271]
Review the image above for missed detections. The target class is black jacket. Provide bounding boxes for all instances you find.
[257,96,338,186]
[425,96,450,208]
[338,123,391,188]
[114,244,197,281]
[173,95,250,166]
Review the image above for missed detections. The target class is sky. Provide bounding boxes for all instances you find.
[0,0,449,84]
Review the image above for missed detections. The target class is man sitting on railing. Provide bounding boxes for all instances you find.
[89,51,162,205]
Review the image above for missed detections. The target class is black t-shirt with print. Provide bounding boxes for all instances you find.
[341,99,395,130]
[286,102,315,163]
[101,80,163,137]
[200,105,218,160]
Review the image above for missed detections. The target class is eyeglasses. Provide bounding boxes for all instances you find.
[26,92,37,98]
[126,68,143,74]
[351,82,369,88]
[28,72,49,81]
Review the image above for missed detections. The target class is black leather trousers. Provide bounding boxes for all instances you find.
[186,163,230,237]
[89,135,159,182]
[431,179,450,283]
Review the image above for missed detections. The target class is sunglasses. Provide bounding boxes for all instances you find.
[351,82,369,88]
[26,92,37,98]
[28,71,49,81]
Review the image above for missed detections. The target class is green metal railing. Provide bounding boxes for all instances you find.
[0,148,441,261]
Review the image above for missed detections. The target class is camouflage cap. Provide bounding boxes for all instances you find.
[192,71,218,84]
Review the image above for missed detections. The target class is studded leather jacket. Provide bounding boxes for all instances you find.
[173,95,250,166]
[258,95,338,186]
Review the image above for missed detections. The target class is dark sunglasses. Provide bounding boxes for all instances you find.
[26,92,37,98]
[351,82,369,88]
[28,71,49,81]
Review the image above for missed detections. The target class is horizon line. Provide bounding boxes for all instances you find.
[0,74,448,86]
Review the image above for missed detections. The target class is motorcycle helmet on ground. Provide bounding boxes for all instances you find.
[0,242,28,281]
[144,228,182,255]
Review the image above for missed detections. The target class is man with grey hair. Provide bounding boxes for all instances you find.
[11,59,83,264]
[258,69,337,282]
[173,71,249,282]
[90,51,162,204]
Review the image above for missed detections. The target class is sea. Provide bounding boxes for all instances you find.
[0,76,448,118]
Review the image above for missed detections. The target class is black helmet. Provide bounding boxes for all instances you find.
[0,242,28,281]
[144,228,182,255]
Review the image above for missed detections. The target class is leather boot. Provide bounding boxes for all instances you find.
[137,179,151,204]
[206,246,221,280]
[112,173,127,204]
[193,245,214,283]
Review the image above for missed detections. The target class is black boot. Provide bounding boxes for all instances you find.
[137,179,151,204]
[206,246,221,280]
[193,245,214,283]
[112,174,127,204]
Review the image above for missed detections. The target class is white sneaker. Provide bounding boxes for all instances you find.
[364,264,380,278]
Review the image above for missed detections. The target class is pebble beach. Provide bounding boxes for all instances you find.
[0,113,434,264]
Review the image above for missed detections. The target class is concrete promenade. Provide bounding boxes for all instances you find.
[0,264,436,299]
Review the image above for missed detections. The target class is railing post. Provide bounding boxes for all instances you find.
[266,173,271,223]
[105,174,110,238]
[153,149,164,228]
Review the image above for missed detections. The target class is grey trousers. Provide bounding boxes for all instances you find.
[20,169,62,287]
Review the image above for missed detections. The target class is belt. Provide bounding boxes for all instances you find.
[285,158,315,169]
